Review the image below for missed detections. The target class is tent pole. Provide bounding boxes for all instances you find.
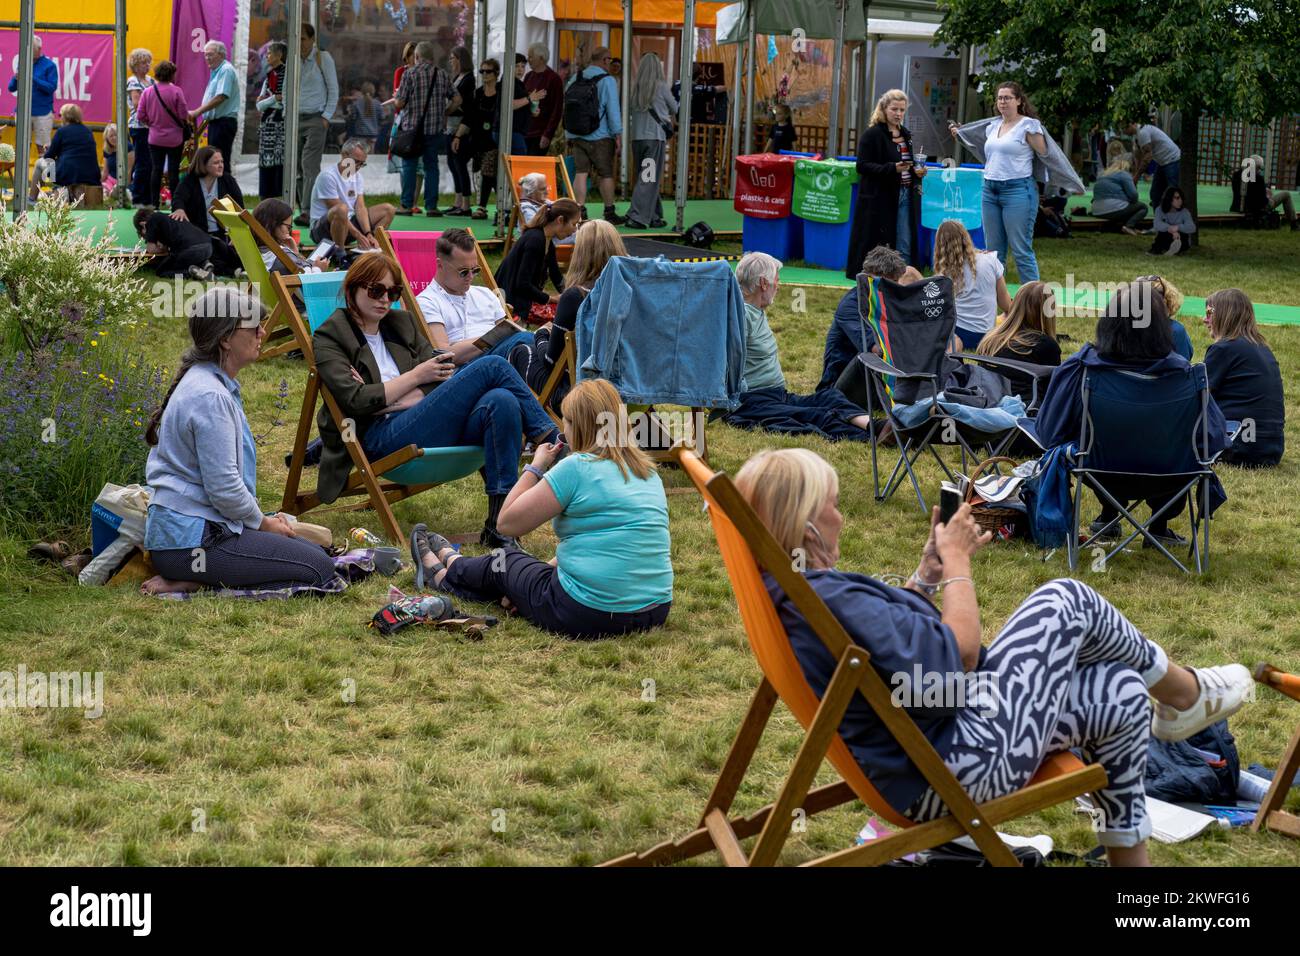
[828,0,845,156]
[729,19,745,194]
[475,0,488,67]
[858,36,871,136]
[673,0,695,232]
[954,43,969,163]
[115,0,129,207]
[742,3,755,156]
[309,0,319,34]
[13,0,34,217]
[846,43,858,156]
[866,32,878,107]
[284,0,302,208]
[621,0,632,200]
[496,0,518,237]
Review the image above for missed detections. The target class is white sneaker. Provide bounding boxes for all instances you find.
[1151,664,1253,742]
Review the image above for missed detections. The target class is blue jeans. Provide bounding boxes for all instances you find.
[895,187,913,262]
[1150,160,1179,209]
[401,132,448,210]
[982,175,1039,282]
[362,355,556,496]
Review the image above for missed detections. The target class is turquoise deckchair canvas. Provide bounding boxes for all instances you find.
[275,269,485,544]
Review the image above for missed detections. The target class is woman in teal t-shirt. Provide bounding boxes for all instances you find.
[413,378,673,638]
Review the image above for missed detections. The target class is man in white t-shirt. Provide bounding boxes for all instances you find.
[309,139,395,250]
[415,228,535,364]
[1127,122,1181,208]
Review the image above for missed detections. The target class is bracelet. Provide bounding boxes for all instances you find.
[522,464,545,481]
[937,576,974,591]
[908,571,941,596]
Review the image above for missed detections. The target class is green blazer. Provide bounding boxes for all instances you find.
[312,306,437,504]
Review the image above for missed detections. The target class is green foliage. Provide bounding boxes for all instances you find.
[936,0,1300,127]
[0,192,153,355]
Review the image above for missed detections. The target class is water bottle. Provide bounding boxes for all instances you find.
[350,527,382,547]
[414,595,452,621]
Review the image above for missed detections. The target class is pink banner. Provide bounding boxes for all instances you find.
[0,31,117,125]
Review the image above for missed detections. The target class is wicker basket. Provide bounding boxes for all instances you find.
[965,456,1022,533]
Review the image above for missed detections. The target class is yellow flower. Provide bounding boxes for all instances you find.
[90,340,98,347]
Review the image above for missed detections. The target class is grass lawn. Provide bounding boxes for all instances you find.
[1,228,1299,867]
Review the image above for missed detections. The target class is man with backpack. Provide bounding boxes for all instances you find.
[564,47,625,224]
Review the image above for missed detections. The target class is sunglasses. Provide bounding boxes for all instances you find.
[454,266,482,279]
[364,283,402,302]
[479,68,497,75]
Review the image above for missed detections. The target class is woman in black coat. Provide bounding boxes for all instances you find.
[844,89,926,280]
[170,146,244,241]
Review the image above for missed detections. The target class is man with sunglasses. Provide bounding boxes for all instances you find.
[416,228,534,365]
[309,138,395,253]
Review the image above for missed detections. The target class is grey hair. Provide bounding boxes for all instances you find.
[631,52,663,113]
[128,47,153,70]
[735,252,782,295]
[527,42,549,62]
[519,172,548,198]
[341,138,370,159]
[205,40,228,58]
[416,40,437,62]
[32,34,41,49]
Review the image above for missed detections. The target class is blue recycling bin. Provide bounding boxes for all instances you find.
[916,163,986,268]
[743,213,803,260]
[737,152,801,259]
[793,157,859,272]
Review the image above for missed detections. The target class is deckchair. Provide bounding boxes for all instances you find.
[272,269,485,544]
[374,226,500,302]
[602,448,1106,867]
[502,154,575,258]
[210,197,303,360]
[1252,663,1300,840]
[843,275,1020,512]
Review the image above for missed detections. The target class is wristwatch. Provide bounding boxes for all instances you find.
[523,464,546,481]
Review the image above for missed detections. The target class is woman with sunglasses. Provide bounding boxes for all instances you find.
[453,57,539,220]
[313,254,560,549]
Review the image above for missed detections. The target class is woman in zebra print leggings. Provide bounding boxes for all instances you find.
[736,448,1254,867]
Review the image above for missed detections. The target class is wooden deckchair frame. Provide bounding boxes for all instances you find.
[270,270,480,545]
[602,448,1106,867]
[210,196,305,360]
[502,154,576,257]
[374,226,500,308]
[1252,664,1300,840]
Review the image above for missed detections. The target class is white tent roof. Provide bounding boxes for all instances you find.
[716,1,941,43]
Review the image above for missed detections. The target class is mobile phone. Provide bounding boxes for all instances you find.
[939,482,962,524]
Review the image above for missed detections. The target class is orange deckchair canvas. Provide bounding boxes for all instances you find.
[502,155,576,260]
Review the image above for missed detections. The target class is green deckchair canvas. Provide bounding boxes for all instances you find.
[210,198,302,360]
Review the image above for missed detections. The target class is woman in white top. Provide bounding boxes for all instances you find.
[931,219,1012,350]
[948,82,1049,282]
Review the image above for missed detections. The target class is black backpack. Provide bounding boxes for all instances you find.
[564,71,605,136]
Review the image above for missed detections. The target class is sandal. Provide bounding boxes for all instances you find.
[409,523,442,592]
[28,540,72,563]
[471,207,488,220]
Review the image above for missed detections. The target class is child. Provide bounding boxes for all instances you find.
[101,123,119,182]
[1150,186,1196,255]
[764,104,796,154]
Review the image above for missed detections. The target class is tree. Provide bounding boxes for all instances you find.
[936,0,1300,237]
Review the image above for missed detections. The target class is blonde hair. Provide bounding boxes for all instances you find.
[977,280,1057,357]
[869,89,908,127]
[1206,288,1265,345]
[565,219,627,290]
[734,449,838,557]
[932,220,979,297]
[560,379,655,482]
[1140,275,1184,317]
[59,103,83,124]
[1104,153,1134,175]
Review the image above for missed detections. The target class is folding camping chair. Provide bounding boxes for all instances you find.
[210,197,304,360]
[502,154,576,258]
[602,448,1106,867]
[1064,364,1221,574]
[272,269,485,545]
[842,275,1019,512]
[1252,663,1300,841]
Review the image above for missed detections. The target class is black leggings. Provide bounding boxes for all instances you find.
[150,521,337,590]
[148,143,183,207]
[441,548,670,639]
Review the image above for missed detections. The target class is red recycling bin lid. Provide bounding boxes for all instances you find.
[735,153,797,220]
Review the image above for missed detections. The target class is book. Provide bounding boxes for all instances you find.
[474,317,530,352]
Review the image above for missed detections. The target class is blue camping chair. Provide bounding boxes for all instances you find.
[273,270,485,544]
[1065,364,1224,574]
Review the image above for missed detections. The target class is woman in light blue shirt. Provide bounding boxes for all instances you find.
[141,288,337,595]
[411,378,673,638]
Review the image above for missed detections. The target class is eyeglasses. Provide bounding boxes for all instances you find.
[364,283,403,302]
